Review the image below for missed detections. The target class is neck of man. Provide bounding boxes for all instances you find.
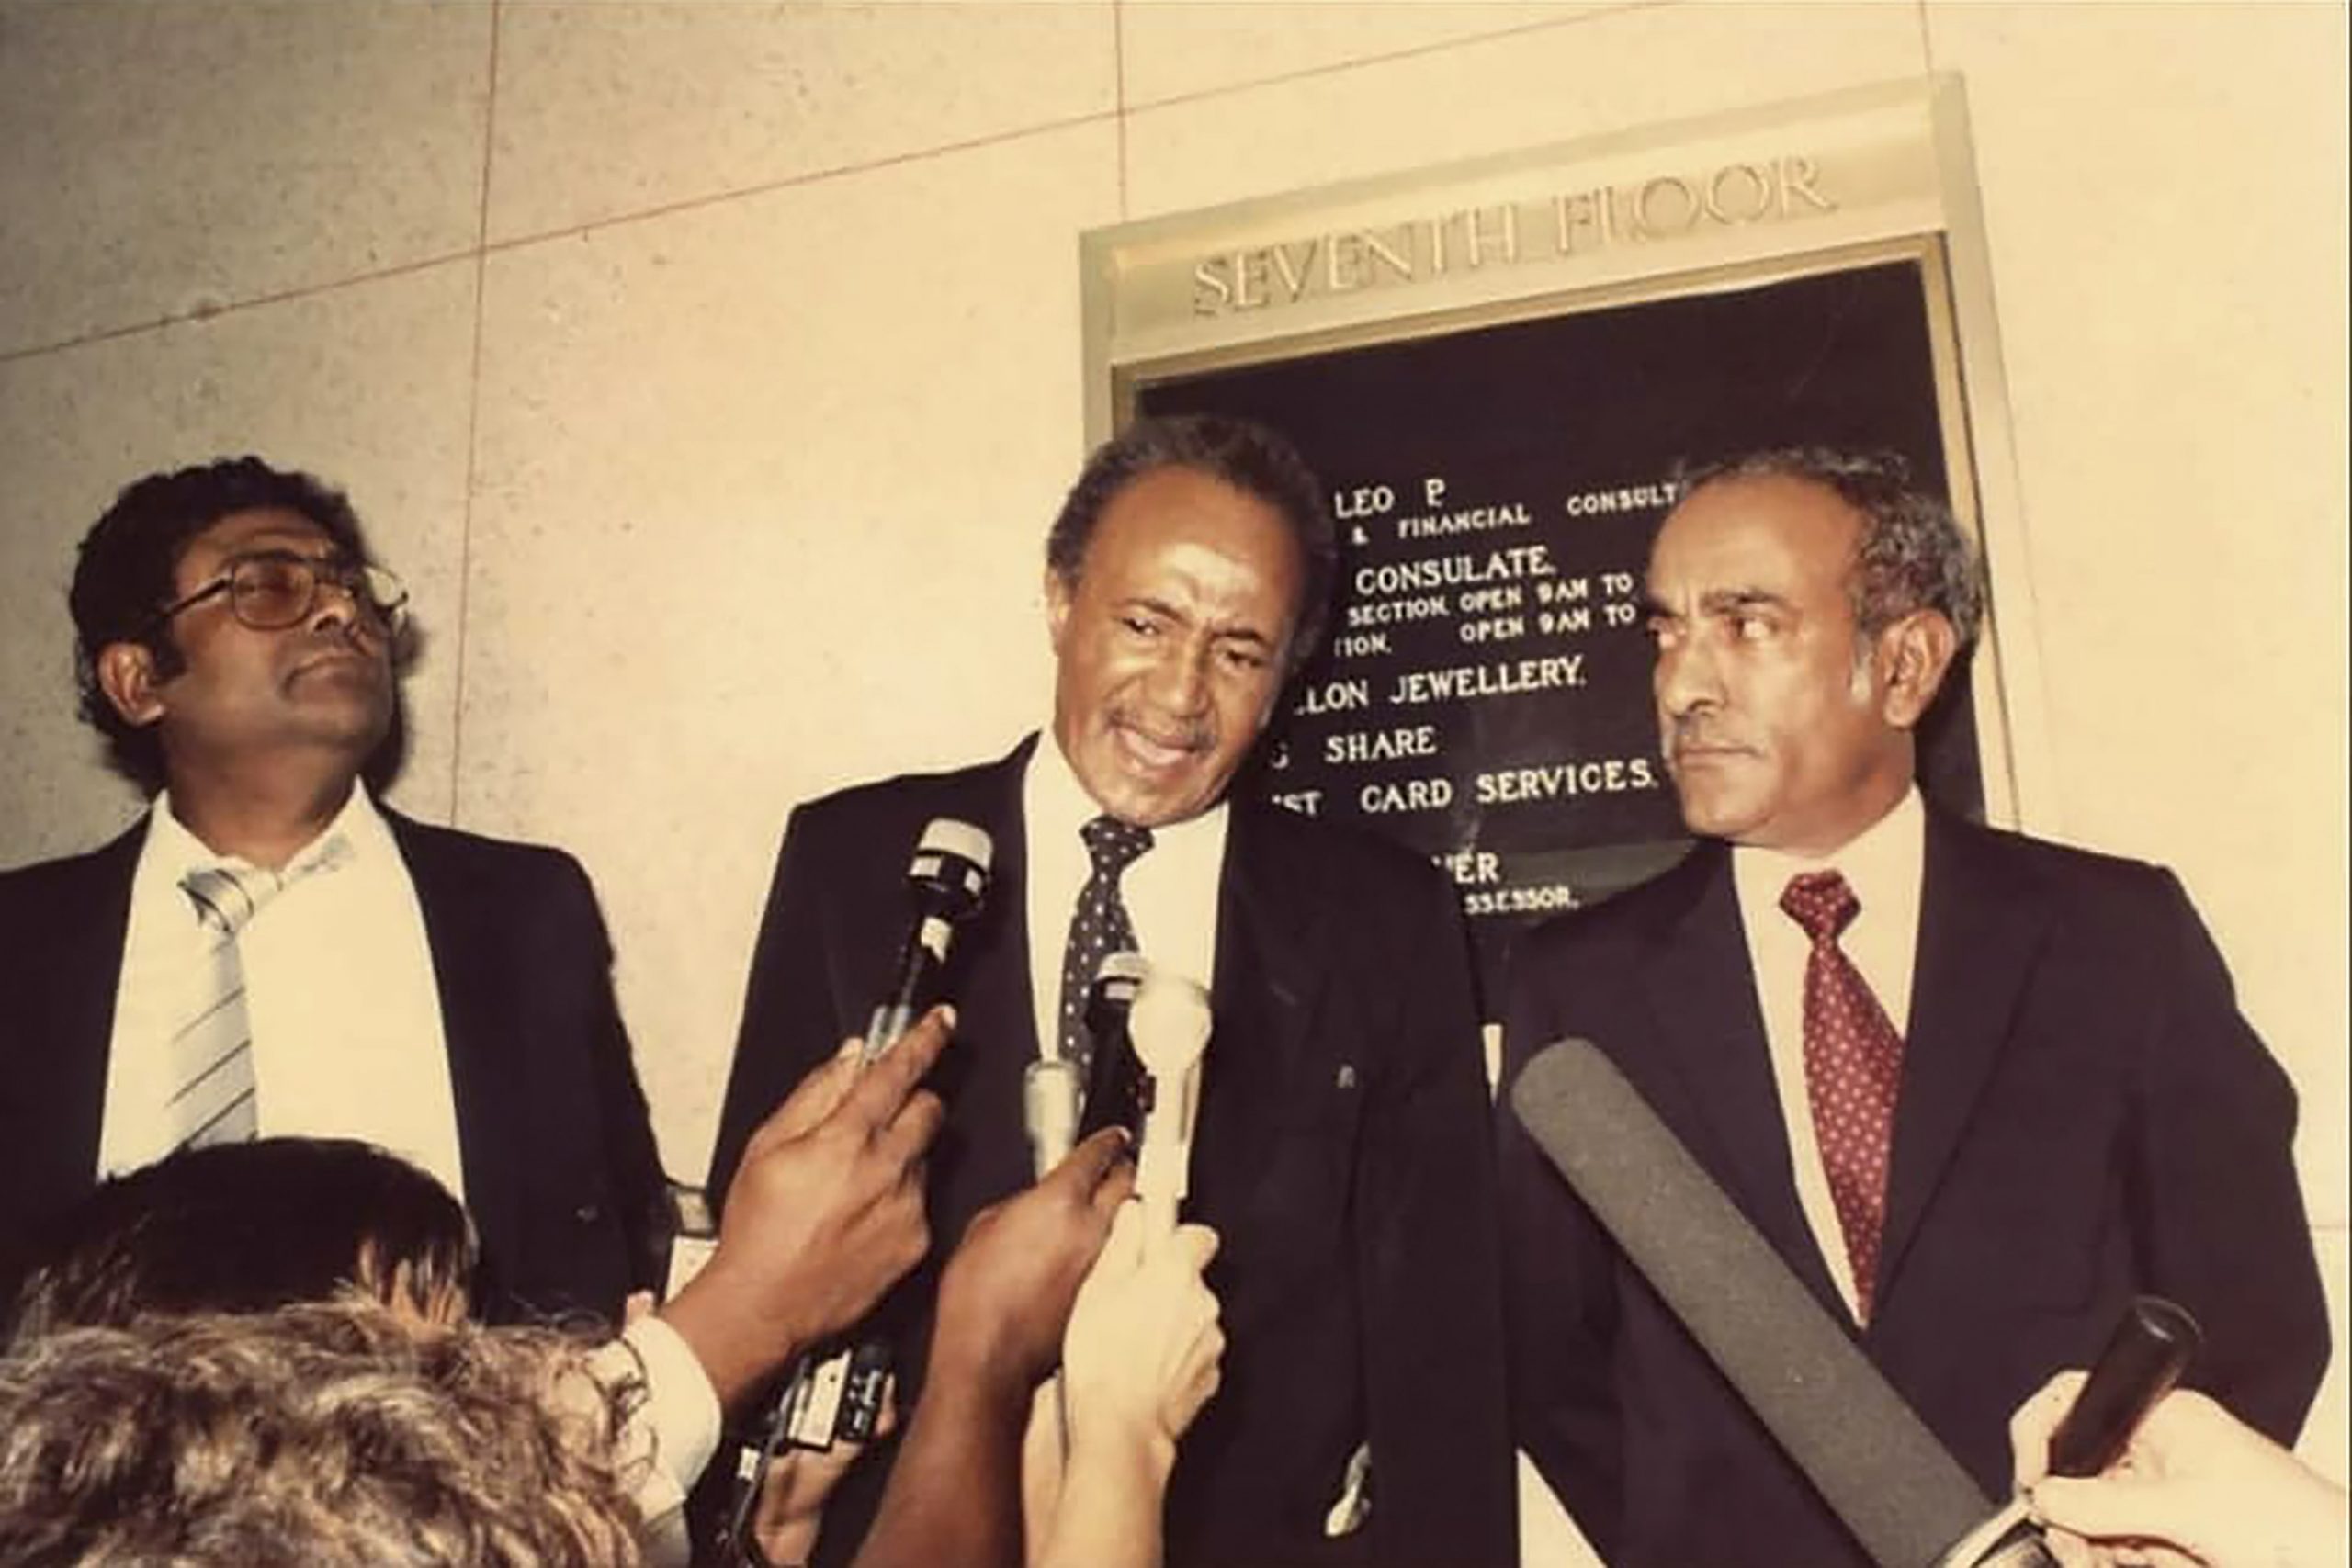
[164,750,359,870]
[1777,753,1917,861]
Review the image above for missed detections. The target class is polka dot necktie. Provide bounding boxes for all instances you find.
[172,837,351,1150]
[1780,869,1905,1325]
[1057,815,1153,1086]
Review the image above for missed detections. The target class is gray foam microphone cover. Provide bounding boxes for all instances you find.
[1510,1039,1998,1568]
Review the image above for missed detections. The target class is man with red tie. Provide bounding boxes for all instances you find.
[1495,448,2327,1566]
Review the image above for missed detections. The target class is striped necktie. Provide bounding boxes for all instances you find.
[171,837,350,1150]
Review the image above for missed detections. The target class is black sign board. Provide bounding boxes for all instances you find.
[1137,258,1984,1002]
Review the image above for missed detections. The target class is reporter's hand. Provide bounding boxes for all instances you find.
[662,1007,952,1406]
[754,1380,898,1568]
[2011,1371,2349,1568]
[1062,1202,1223,1470]
[931,1127,1133,1397]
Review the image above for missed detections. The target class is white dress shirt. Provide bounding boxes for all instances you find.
[1730,786,1926,1322]
[595,1313,723,1567]
[99,785,467,1200]
[1023,733,1227,1061]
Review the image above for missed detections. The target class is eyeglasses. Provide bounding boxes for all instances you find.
[148,549,410,637]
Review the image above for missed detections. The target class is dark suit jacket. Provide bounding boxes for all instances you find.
[0,809,671,1325]
[707,738,1515,1568]
[1497,808,2329,1566]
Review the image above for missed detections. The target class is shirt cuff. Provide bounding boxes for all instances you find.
[616,1312,725,1495]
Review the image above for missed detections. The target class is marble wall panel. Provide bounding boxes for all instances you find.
[1123,0,1925,218]
[0,0,491,355]
[465,120,1122,1168]
[1119,0,1607,108]
[486,0,1116,243]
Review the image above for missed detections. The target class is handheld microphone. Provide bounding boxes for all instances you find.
[862,818,992,1061]
[1510,1040,2198,1568]
[1078,949,1149,1141]
[1026,950,1148,1175]
[1510,1038,2015,1567]
[1932,1298,2203,1567]
[1128,965,1211,1235]
[1024,1058,1080,1179]
[825,817,992,1436]
[718,818,991,1563]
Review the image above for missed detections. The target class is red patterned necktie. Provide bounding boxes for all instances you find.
[1780,869,1905,1324]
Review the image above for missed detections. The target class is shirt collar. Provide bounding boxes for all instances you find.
[1732,784,1925,917]
[151,781,384,880]
[1024,728,1228,860]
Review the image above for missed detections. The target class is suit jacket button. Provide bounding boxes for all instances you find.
[573,1202,604,1224]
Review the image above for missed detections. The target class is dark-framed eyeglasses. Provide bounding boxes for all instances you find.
[147,549,410,637]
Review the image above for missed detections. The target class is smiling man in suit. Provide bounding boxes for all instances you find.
[707,413,1514,1567]
[0,457,669,1326]
[1496,447,2328,1566]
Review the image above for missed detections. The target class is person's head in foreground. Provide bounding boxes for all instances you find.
[6,1136,477,1345]
[0,1295,642,1567]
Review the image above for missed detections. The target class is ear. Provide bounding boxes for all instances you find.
[95,640,169,728]
[1874,609,1960,729]
[1043,565,1075,654]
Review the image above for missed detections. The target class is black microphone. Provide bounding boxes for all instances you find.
[1934,1297,2203,1566]
[1077,949,1149,1141]
[825,817,993,1437]
[862,817,993,1060]
[1510,1038,2037,1567]
[717,818,992,1563]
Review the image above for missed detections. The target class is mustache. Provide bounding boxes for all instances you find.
[1664,715,1746,753]
[287,622,388,670]
[1112,709,1213,754]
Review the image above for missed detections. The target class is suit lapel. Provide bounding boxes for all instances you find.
[387,812,527,1267]
[1633,844,1848,1317]
[956,738,1039,1066]
[1210,804,1329,1087]
[4,820,144,1213]
[1876,811,2048,1295]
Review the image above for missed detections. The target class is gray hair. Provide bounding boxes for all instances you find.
[1674,447,1985,648]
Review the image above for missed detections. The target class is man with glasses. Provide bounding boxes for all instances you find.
[0,457,671,1329]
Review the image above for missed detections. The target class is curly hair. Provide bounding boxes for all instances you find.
[1046,413,1338,670]
[0,1297,646,1567]
[1673,447,1985,649]
[67,457,379,794]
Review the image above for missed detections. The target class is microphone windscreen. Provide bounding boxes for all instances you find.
[1093,950,1150,989]
[915,817,993,871]
[1510,1039,1994,1568]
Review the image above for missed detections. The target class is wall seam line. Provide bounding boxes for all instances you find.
[446,0,503,831]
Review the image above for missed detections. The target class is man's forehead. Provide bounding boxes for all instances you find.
[1646,475,1861,590]
[189,506,335,552]
[175,507,343,574]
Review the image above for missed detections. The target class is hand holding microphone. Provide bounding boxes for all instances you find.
[1061,1201,1226,1462]
[717,818,992,1562]
[1025,951,1151,1179]
[2010,1371,2349,1568]
[660,1004,952,1410]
